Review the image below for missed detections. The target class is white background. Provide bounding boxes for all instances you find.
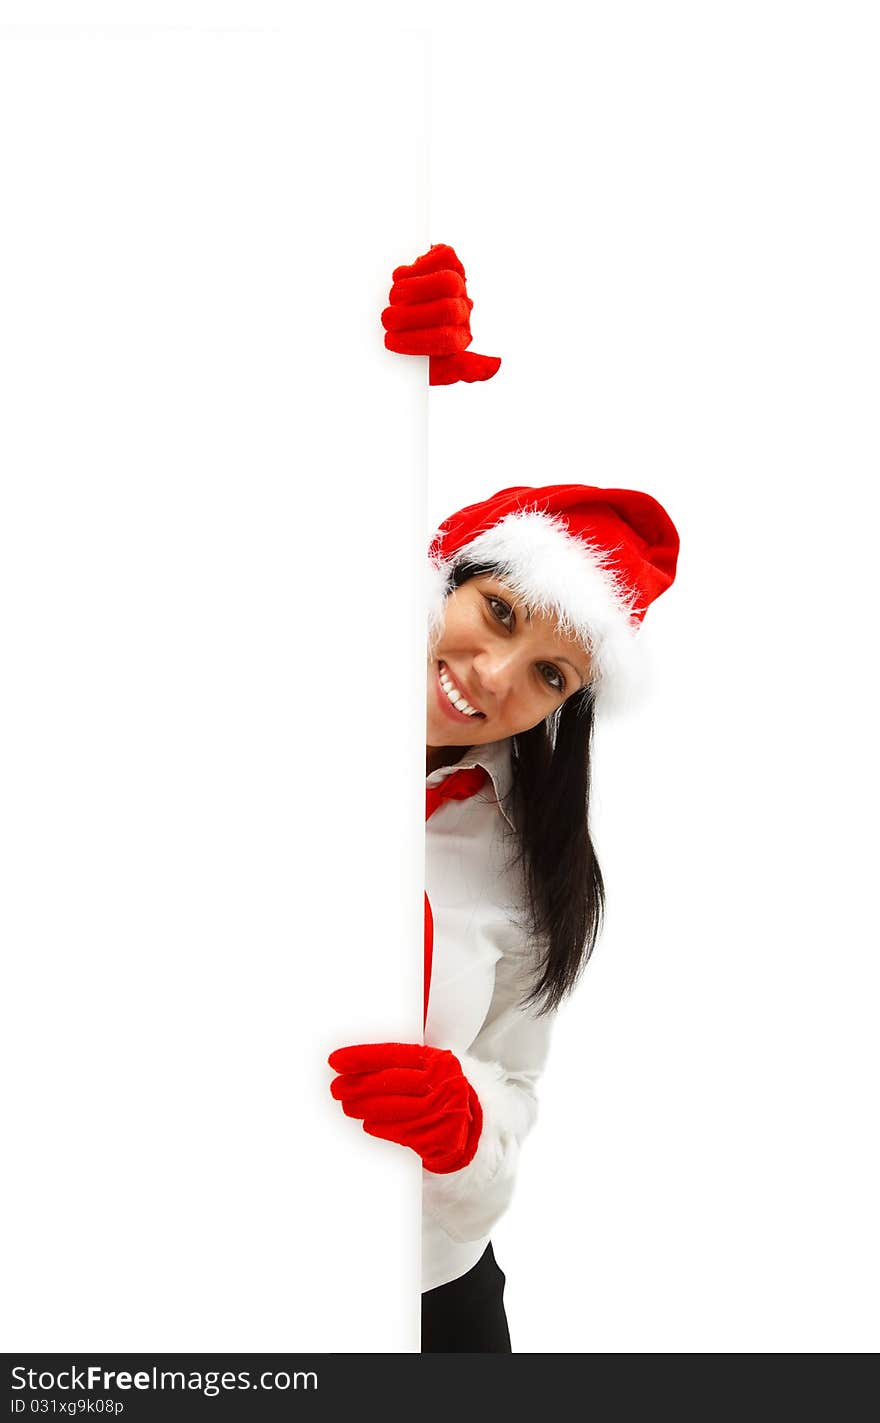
[2,1,878,1356]
[430,2,879,1353]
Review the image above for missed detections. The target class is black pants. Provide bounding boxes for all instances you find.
[421,1242,512,1353]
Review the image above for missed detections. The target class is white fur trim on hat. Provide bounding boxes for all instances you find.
[427,554,450,663]
[427,507,644,709]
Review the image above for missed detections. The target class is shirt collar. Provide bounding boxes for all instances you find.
[426,738,516,831]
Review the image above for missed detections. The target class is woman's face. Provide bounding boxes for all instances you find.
[427,574,592,750]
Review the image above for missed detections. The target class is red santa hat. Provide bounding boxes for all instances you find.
[427,483,680,708]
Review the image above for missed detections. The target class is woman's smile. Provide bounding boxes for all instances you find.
[435,660,487,722]
[426,575,596,763]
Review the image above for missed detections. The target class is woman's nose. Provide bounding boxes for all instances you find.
[473,649,520,699]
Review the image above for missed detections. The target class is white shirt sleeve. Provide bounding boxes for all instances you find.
[422,938,556,1245]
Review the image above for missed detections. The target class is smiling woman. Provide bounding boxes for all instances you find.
[332,483,680,1351]
[327,247,681,1354]
[427,570,593,769]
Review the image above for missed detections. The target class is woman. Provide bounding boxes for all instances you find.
[329,481,679,1351]
[328,251,680,1353]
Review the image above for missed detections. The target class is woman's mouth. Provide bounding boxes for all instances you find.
[436,661,486,722]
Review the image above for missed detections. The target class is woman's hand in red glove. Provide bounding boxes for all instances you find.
[381,244,501,386]
[327,1041,483,1174]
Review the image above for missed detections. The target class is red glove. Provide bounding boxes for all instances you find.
[381,243,501,386]
[327,1041,483,1174]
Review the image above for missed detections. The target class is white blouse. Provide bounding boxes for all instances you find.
[422,737,556,1293]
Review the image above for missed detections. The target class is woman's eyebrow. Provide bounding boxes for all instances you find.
[557,656,588,688]
[517,601,587,686]
[518,603,586,685]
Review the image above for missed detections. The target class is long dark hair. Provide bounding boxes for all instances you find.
[449,561,605,1017]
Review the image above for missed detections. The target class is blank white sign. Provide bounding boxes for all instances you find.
[1,25,427,1351]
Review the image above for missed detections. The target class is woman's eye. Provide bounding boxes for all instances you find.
[487,596,514,628]
[540,664,565,694]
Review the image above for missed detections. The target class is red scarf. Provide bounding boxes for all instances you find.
[424,765,489,1027]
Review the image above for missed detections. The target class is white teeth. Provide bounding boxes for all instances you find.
[439,663,480,716]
